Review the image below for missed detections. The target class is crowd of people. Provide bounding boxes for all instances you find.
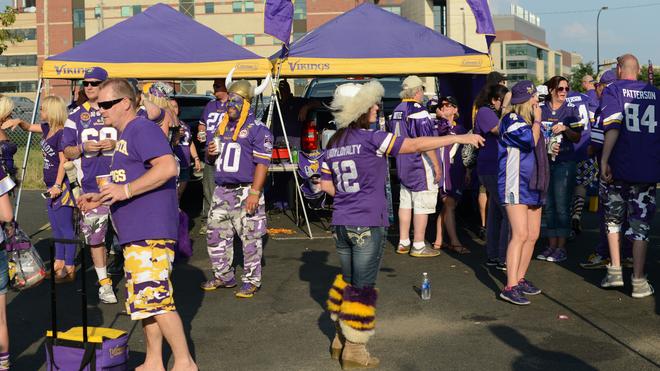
[0,51,654,370]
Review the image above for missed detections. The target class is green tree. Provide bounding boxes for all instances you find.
[569,62,596,92]
[638,65,660,88]
[0,6,23,55]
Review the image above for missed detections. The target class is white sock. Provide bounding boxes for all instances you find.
[95,266,108,283]
[412,241,426,249]
[399,239,411,247]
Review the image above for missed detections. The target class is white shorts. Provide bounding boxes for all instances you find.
[399,186,438,215]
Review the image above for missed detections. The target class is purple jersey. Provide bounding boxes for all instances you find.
[213,113,273,185]
[200,100,228,165]
[173,121,192,168]
[298,150,325,197]
[600,80,660,183]
[387,101,437,192]
[63,102,116,193]
[109,117,178,245]
[40,124,65,187]
[566,92,595,161]
[439,121,467,194]
[321,129,403,227]
[539,100,584,162]
[474,106,500,176]
[498,112,543,206]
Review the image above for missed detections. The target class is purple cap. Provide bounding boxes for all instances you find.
[510,80,536,105]
[83,67,108,81]
[599,70,616,85]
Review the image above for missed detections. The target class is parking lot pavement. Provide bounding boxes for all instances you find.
[8,190,660,370]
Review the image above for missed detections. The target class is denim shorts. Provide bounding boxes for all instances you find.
[0,248,8,295]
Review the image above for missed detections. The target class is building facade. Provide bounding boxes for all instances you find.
[0,3,37,99]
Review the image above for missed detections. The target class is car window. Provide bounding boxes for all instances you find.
[306,78,402,99]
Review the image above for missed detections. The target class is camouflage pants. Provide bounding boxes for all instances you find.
[600,181,656,241]
[207,185,266,286]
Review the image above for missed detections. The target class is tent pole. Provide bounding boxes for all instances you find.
[15,78,44,219]
[270,61,313,239]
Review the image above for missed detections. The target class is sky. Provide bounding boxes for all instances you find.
[490,0,660,67]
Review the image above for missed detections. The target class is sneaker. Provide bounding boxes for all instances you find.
[396,244,411,254]
[198,223,207,236]
[579,253,609,269]
[235,283,259,298]
[409,245,441,258]
[546,248,567,263]
[536,246,555,261]
[631,275,654,298]
[600,265,624,288]
[516,278,541,295]
[499,287,530,305]
[200,276,237,291]
[485,258,499,267]
[99,284,118,304]
[622,257,634,268]
[495,262,507,271]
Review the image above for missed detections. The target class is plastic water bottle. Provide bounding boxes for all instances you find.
[421,272,431,300]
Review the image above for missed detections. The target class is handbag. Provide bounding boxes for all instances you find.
[5,222,46,291]
[461,129,478,168]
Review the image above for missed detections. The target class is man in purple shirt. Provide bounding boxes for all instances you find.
[201,71,273,298]
[387,76,441,258]
[581,75,599,111]
[62,67,118,305]
[599,54,659,298]
[78,79,197,371]
[198,79,229,236]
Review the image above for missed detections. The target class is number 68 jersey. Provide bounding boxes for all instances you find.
[600,80,660,183]
[63,102,117,193]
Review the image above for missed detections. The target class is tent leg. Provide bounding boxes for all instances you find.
[269,73,313,239]
[14,78,43,220]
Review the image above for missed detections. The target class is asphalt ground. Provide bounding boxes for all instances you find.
[7,181,660,371]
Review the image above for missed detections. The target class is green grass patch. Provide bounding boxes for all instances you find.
[15,146,47,190]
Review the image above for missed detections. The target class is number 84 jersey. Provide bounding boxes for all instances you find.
[63,102,117,194]
[213,119,274,186]
[600,80,660,183]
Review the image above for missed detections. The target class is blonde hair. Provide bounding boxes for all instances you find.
[399,86,423,100]
[145,93,170,110]
[0,95,14,121]
[502,99,535,125]
[41,96,68,132]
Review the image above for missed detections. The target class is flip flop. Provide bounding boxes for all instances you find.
[448,244,471,255]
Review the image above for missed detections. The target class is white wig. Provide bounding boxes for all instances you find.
[329,80,384,129]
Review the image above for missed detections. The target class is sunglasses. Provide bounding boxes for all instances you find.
[98,97,125,110]
[555,87,570,92]
[441,102,457,108]
[82,80,102,87]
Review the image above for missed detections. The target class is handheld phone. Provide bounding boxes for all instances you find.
[41,191,51,199]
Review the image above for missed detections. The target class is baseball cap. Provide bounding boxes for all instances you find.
[439,96,458,107]
[83,67,108,81]
[402,75,424,90]
[510,80,536,105]
[598,70,617,85]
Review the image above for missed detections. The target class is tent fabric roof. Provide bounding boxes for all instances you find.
[42,3,272,79]
[273,3,491,77]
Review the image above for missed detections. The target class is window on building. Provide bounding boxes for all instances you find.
[244,0,254,12]
[179,0,194,17]
[120,6,132,17]
[0,81,38,93]
[432,0,447,35]
[506,44,528,57]
[94,6,101,18]
[507,74,528,83]
[73,9,85,28]
[0,55,37,68]
[232,1,243,13]
[204,2,214,14]
[233,34,244,45]
[132,5,141,14]
[294,0,306,20]
[506,60,528,70]
[245,34,255,46]
[9,28,37,40]
[381,6,401,15]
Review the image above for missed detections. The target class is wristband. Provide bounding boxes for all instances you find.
[124,183,133,199]
[53,184,62,190]
[248,188,261,196]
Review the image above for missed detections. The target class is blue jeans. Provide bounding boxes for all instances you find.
[333,226,386,289]
[0,249,7,295]
[479,175,510,262]
[542,161,577,238]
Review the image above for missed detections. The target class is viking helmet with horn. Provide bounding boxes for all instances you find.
[224,67,271,101]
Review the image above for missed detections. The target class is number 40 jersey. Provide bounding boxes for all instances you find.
[62,102,117,194]
[601,80,660,183]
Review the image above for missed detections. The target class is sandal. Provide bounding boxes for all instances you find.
[448,244,471,255]
[432,242,447,251]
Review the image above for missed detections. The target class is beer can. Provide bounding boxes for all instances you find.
[212,137,222,155]
[198,130,207,143]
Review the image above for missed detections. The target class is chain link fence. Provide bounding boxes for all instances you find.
[6,103,44,190]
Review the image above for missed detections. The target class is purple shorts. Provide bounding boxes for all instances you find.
[80,205,110,246]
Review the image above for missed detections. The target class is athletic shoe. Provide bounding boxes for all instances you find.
[536,246,555,261]
[516,278,541,295]
[396,244,411,254]
[198,223,207,236]
[631,275,654,298]
[600,265,624,288]
[495,262,507,271]
[546,248,567,263]
[200,277,237,291]
[235,283,259,298]
[499,287,530,305]
[409,245,441,258]
[99,284,118,304]
[579,253,609,269]
[485,258,499,267]
[622,257,634,268]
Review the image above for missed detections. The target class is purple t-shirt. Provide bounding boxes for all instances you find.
[200,100,228,165]
[173,121,192,168]
[600,80,660,183]
[109,117,178,245]
[213,114,274,185]
[41,124,65,187]
[321,129,403,227]
[474,107,500,176]
[63,102,116,193]
[540,101,584,162]
[566,92,595,161]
